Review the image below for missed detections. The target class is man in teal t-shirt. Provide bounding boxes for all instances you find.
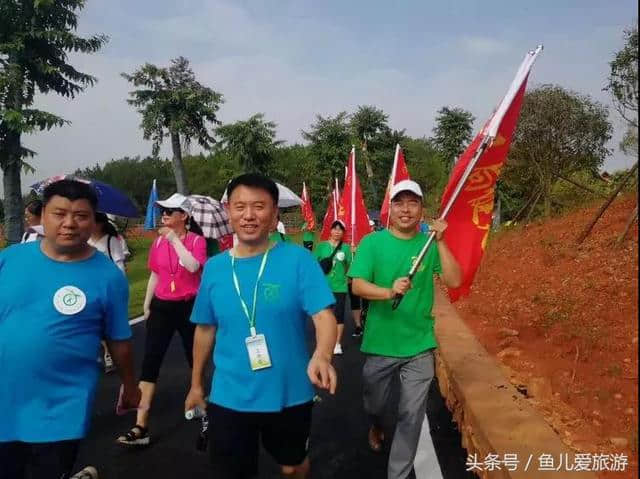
[348,180,461,479]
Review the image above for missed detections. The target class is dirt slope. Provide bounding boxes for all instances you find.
[456,193,638,479]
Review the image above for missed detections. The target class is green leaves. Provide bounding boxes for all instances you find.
[605,26,638,127]
[431,106,475,173]
[122,56,224,156]
[216,113,281,174]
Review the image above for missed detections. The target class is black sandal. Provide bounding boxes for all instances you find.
[116,425,150,446]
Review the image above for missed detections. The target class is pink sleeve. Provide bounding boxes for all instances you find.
[148,238,160,273]
[191,234,207,266]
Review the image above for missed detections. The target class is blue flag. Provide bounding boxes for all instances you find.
[144,179,159,230]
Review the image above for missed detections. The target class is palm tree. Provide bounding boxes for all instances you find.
[122,57,223,194]
[0,0,107,243]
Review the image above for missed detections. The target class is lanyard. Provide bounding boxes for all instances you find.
[230,246,270,337]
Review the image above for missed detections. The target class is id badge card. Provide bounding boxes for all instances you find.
[245,334,272,371]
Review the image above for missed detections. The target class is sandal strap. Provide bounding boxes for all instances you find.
[124,425,147,440]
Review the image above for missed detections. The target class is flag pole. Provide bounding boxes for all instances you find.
[333,177,339,221]
[350,146,356,248]
[392,45,543,310]
[386,144,401,228]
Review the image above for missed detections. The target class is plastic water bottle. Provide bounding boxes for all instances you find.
[185,405,206,420]
[196,414,209,452]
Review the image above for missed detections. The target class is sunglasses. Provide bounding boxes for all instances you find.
[161,208,182,216]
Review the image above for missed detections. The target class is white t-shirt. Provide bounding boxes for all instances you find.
[20,225,44,243]
[88,234,126,273]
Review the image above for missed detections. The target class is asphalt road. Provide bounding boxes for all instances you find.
[75,313,476,479]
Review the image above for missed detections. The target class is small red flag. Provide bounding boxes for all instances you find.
[441,47,541,301]
[320,179,341,241]
[339,147,372,246]
[380,144,411,228]
[300,182,316,231]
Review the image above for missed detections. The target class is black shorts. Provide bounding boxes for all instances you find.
[348,283,361,310]
[208,401,312,478]
[332,292,346,324]
[0,440,80,479]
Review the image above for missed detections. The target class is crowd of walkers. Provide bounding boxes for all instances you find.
[0,174,461,479]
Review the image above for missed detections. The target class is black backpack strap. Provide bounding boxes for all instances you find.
[107,234,113,260]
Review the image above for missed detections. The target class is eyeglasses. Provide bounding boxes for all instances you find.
[161,208,181,216]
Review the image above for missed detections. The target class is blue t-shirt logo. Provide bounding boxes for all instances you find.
[263,283,281,303]
[53,286,87,315]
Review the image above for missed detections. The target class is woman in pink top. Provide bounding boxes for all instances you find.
[118,193,207,447]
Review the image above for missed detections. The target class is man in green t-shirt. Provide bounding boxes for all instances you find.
[313,220,352,355]
[348,179,461,479]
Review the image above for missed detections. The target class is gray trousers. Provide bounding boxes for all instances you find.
[363,350,435,479]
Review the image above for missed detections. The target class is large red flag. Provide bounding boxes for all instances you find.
[441,46,542,302]
[300,182,316,231]
[380,144,411,228]
[320,178,341,240]
[339,147,372,246]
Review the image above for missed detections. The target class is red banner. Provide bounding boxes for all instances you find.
[380,144,411,228]
[339,147,372,246]
[441,79,530,302]
[300,182,316,231]
[320,180,341,241]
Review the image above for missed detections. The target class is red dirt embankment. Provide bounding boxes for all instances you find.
[457,193,638,479]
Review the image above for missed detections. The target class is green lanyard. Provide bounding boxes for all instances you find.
[230,246,270,337]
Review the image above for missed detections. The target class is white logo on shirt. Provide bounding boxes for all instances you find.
[53,286,87,315]
[335,251,345,261]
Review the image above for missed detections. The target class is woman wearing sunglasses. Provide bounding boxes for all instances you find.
[117,193,206,447]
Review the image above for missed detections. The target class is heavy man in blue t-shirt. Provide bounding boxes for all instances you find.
[0,180,141,479]
[186,173,338,479]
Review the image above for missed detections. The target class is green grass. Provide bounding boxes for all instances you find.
[125,237,152,318]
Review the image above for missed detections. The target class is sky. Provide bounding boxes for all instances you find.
[8,0,638,195]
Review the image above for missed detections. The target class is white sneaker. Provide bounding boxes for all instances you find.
[333,343,343,355]
[70,466,98,479]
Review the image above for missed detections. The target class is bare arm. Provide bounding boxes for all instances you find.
[143,272,158,319]
[185,324,216,412]
[436,240,462,288]
[352,277,394,301]
[191,324,216,391]
[308,308,338,394]
[106,339,137,388]
[429,219,462,288]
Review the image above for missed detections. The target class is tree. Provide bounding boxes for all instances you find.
[605,25,638,127]
[74,155,175,212]
[216,113,282,174]
[301,112,352,187]
[122,56,223,195]
[431,107,475,173]
[605,25,638,159]
[0,0,107,244]
[505,84,612,217]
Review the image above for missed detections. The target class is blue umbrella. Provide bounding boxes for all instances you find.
[31,175,139,218]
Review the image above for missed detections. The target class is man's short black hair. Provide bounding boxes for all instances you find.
[42,179,98,211]
[330,220,346,231]
[25,199,43,217]
[227,173,279,206]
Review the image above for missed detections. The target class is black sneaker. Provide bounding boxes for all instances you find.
[352,326,363,338]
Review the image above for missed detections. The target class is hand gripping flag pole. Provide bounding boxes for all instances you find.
[392,45,543,310]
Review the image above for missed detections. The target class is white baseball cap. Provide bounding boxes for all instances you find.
[390,180,423,200]
[156,193,192,214]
